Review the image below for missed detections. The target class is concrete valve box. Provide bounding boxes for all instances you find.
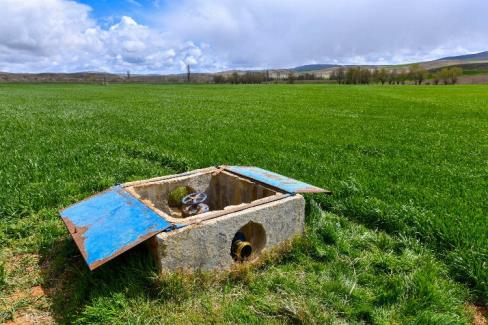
[60,166,329,271]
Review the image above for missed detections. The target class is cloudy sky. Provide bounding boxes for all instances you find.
[1,0,487,74]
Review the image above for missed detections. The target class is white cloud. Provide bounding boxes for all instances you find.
[0,0,208,73]
[0,0,97,70]
[156,0,488,68]
[1,0,488,72]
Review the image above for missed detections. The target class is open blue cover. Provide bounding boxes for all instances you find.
[60,186,172,270]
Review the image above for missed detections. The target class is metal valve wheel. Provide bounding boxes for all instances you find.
[181,192,209,217]
[181,192,207,206]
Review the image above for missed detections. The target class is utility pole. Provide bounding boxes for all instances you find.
[187,64,191,82]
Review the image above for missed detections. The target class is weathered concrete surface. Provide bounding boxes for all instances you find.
[127,171,214,216]
[153,194,305,271]
[126,169,276,221]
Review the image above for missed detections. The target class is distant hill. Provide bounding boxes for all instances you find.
[2,51,488,83]
[0,71,213,83]
[293,64,339,72]
[438,51,488,61]
[291,51,488,73]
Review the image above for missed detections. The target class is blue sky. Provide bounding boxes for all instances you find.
[0,0,487,73]
[77,0,163,26]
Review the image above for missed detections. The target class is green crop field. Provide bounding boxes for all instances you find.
[0,83,487,324]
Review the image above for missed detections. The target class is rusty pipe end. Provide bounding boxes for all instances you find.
[234,240,252,260]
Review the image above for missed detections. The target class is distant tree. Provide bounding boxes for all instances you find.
[397,70,408,84]
[297,73,317,81]
[213,75,226,83]
[186,64,191,82]
[377,68,388,85]
[127,70,131,80]
[240,72,266,84]
[388,70,397,85]
[449,67,463,84]
[418,67,427,85]
[345,67,354,84]
[335,67,382,85]
[335,67,345,84]
[230,72,239,84]
[287,72,296,84]
[344,67,355,84]
[359,69,371,84]
[436,67,463,85]
[432,71,441,85]
[408,65,417,84]
[240,72,251,84]
[371,68,380,83]
[409,64,427,85]
[213,72,267,84]
[330,70,338,82]
[353,68,361,84]
[341,67,371,84]
[438,68,451,84]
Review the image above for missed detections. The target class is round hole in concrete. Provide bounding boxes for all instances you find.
[231,222,266,262]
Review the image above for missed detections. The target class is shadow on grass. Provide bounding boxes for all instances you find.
[37,238,167,324]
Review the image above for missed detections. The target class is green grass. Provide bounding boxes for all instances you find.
[0,261,5,289]
[0,83,486,323]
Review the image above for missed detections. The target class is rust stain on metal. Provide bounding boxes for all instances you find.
[61,216,90,262]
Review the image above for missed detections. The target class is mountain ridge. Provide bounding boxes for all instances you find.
[437,51,488,61]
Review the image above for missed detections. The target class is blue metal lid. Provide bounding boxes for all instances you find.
[60,185,172,270]
[224,166,329,194]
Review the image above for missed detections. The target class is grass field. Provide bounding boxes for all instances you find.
[0,83,487,323]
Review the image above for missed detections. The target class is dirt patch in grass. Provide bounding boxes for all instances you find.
[4,312,53,325]
[30,286,45,298]
[5,253,39,272]
[471,305,488,325]
[0,251,55,324]
[6,290,25,304]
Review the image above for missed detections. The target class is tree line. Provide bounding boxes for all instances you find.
[213,72,268,84]
[213,70,329,84]
[212,65,464,85]
[431,67,463,85]
[330,65,463,85]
